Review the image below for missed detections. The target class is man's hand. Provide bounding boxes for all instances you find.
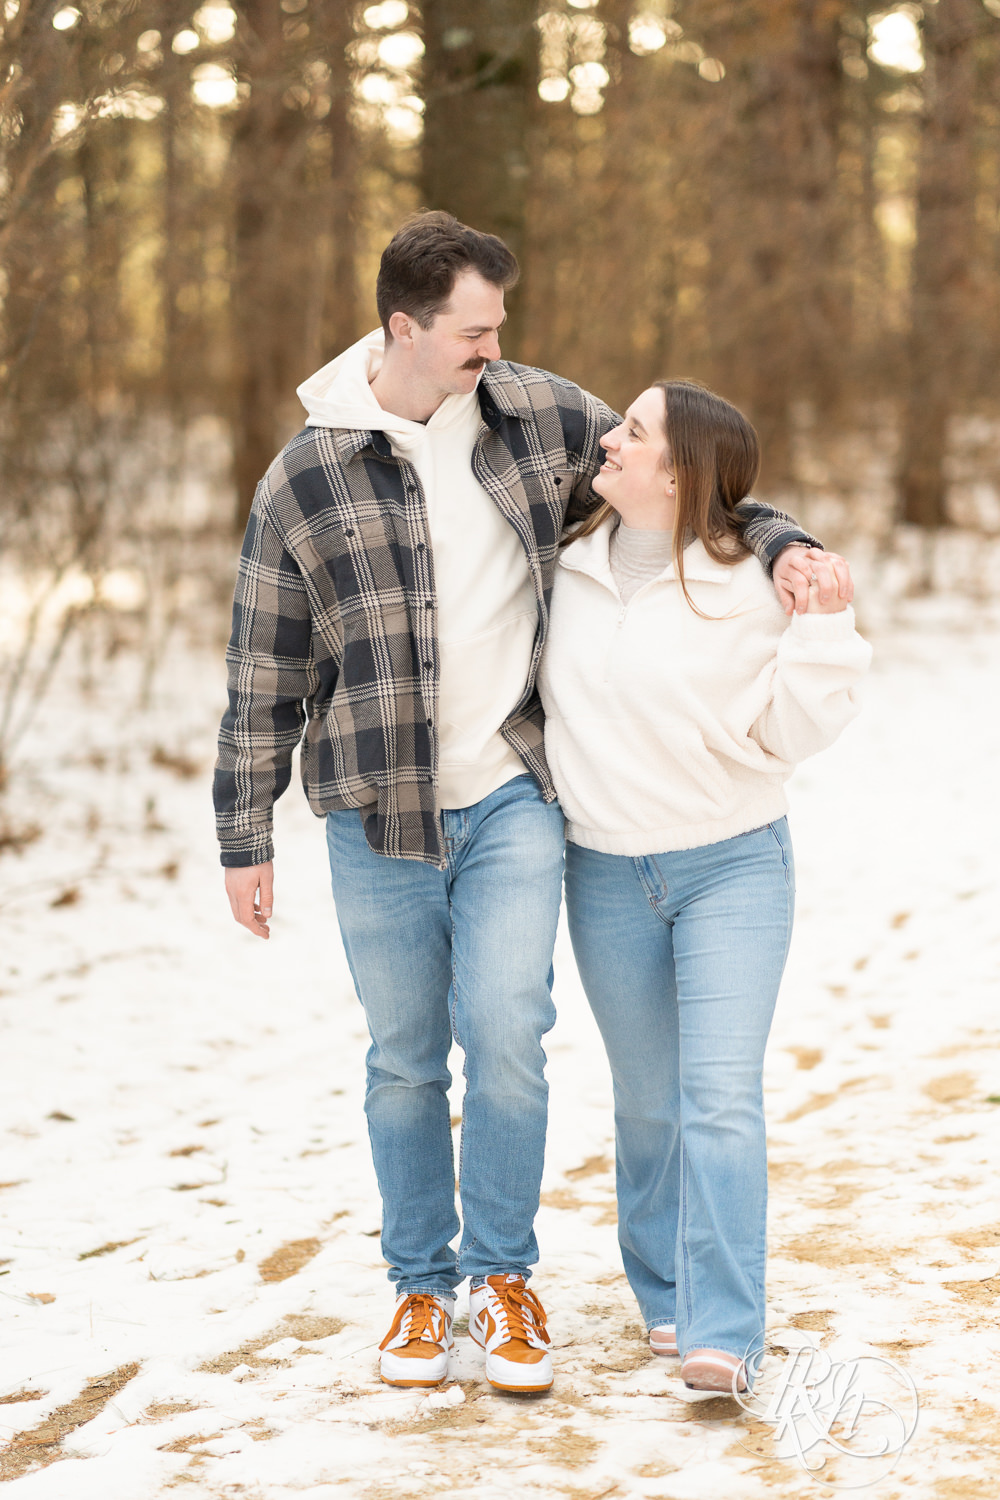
[225,861,273,939]
[773,545,854,617]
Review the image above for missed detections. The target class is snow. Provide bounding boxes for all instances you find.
[1,598,999,1498]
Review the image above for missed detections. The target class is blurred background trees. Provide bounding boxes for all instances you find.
[2,0,1000,754]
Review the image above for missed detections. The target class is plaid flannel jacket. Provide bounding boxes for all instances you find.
[214,361,818,868]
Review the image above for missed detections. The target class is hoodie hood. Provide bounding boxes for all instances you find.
[295,328,480,451]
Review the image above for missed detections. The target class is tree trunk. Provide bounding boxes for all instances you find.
[420,0,537,358]
[230,1,310,528]
[318,0,360,363]
[897,0,980,528]
[699,0,849,491]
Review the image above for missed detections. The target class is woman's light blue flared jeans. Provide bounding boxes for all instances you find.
[564,820,794,1360]
[326,775,565,1296]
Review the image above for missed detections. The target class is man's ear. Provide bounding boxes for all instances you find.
[387,310,415,347]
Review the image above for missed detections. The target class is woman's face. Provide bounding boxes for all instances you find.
[593,387,676,529]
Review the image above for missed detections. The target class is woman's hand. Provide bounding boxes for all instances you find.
[773,545,854,616]
[806,576,849,614]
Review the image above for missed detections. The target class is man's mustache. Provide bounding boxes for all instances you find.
[462,358,488,370]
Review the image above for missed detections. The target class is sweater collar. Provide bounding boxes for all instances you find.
[304,358,530,464]
[559,514,736,587]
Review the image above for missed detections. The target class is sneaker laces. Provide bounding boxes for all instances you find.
[487,1279,551,1348]
[379,1293,448,1351]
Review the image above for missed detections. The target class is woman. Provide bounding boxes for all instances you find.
[538,380,871,1393]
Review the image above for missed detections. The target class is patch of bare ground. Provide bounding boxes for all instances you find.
[386,1391,490,1436]
[949,1226,1000,1250]
[143,1401,200,1420]
[540,1188,591,1211]
[684,1395,745,1421]
[257,1236,321,1283]
[787,1309,836,1332]
[524,1425,600,1467]
[778,1235,895,1269]
[782,1092,837,1123]
[942,1278,1000,1305]
[541,1486,622,1500]
[633,1459,681,1478]
[821,1182,864,1209]
[196,1312,345,1374]
[150,745,201,779]
[243,1420,279,1441]
[0,1363,139,1483]
[565,1154,612,1180]
[954,1404,1000,1448]
[78,1236,141,1260]
[0,1388,45,1405]
[925,1072,978,1104]
[282,1313,346,1341]
[933,1481,998,1499]
[786,1047,823,1070]
[157,1430,227,1454]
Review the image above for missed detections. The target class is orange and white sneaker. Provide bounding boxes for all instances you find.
[379,1292,454,1388]
[469,1274,552,1393]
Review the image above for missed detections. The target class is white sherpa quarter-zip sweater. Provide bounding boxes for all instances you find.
[538,515,872,855]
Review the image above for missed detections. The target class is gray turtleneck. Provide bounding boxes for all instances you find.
[609,521,674,604]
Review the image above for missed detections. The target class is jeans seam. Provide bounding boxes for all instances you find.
[633,857,674,928]
[679,1140,693,1334]
[767,821,793,889]
[448,907,465,1212]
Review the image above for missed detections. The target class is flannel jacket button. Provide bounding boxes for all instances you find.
[344,528,354,537]
[425,599,433,608]
[423,661,433,671]
[417,542,426,551]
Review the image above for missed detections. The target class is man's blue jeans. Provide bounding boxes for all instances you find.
[564,820,794,1359]
[326,775,565,1296]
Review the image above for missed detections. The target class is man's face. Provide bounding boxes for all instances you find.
[410,270,506,397]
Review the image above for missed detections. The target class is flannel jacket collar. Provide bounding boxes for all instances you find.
[309,361,533,462]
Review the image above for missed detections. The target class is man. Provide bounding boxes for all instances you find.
[215,212,848,1394]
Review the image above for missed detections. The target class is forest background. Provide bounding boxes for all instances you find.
[1,0,999,815]
[2,8,1000,1492]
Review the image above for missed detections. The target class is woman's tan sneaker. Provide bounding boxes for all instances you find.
[648,1323,678,1357]
[469,1274,553,1393]
[379,1292,454,1387]
[681,1347,747,1393]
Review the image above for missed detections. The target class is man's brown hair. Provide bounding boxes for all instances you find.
[376,211,519,336]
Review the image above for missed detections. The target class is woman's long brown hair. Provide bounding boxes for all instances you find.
[568,380,761,614]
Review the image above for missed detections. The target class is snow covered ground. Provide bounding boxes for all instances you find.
[1,595,999,1499]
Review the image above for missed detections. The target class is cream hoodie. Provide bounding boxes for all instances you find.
[538,515,872,855]
[296,332,536,809]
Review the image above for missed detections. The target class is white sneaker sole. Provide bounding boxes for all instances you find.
[470,1323,553,1393]
[379,1345,451,1388]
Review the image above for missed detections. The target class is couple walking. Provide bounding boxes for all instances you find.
[215,213,870,1396]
